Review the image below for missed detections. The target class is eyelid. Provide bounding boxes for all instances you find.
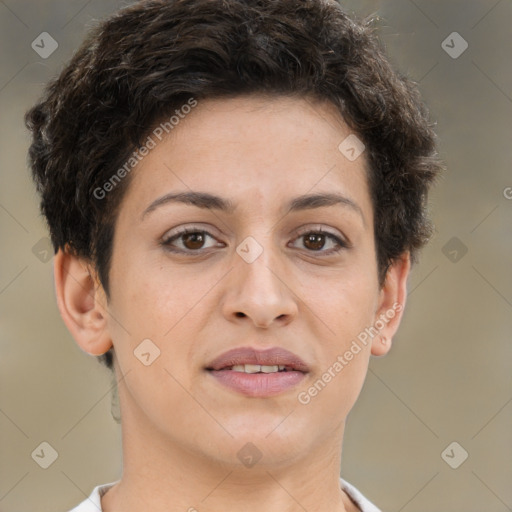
[161,225,222,250]
[289,227,350,254]
[293,224,350,246]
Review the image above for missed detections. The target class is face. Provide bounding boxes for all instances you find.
[74,95,407,468]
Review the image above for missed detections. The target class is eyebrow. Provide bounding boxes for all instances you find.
[141,191,365,224]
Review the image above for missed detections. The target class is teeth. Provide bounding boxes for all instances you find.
[229,364,287,373]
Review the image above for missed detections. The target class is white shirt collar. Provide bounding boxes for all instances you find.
[68,478,381,511]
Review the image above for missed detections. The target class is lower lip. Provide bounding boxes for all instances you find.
[207,369,307,397]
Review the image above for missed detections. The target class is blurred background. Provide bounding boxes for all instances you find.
[1,0,511,511]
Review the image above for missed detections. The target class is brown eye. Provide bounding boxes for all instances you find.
[303,233,327,251]
[291,229,347,254]
[162,228,221,254]
[181,232,206,250]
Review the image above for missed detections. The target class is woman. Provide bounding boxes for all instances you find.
[25,1,441,510]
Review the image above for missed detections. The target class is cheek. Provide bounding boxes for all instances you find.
[110,253,191,330]
[305,263,378,336]
[108,260,214,374]
[300,262,377,396]
[107,268,197,412]
[299,285,375,420]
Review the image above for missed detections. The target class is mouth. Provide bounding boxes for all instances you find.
[205,346,309,397]
[206,346,310,373]
[217,364,294,373]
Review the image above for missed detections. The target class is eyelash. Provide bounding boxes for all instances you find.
[161,226,349,256]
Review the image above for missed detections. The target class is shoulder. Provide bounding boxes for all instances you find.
[340,477,382,512]
[66,481,118,512]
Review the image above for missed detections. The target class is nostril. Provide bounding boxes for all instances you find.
[235,312,246,318]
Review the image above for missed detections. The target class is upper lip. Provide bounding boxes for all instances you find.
[206,346,310,373]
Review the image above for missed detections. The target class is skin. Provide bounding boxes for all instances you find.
[54,95,410,512]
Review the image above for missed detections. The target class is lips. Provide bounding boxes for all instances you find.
[205,346,309,397]
[205,346,310,373]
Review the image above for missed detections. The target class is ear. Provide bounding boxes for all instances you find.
[371,252,411,357]
[54,248,113,357]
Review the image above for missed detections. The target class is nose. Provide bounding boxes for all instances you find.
[222,246,298,329]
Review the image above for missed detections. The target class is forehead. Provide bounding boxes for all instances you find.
[119,94,372,220]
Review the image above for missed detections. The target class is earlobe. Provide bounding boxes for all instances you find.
[54,248,113,357]
[371,252,411,357]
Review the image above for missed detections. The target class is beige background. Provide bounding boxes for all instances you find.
[1,1,511,511]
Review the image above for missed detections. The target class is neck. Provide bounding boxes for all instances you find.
[102,405,355,512]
